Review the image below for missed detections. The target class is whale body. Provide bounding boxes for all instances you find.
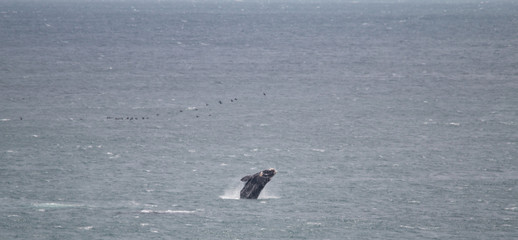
[240,168,276,199]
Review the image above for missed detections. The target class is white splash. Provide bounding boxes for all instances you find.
[219,182,242,199]
[258,190,280,199]
[219,181,280,200]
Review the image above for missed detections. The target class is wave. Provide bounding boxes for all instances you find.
[32,202,83,209]
[140,209,196,214]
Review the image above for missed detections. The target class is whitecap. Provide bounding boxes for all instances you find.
[164,210,196,214]
[33,202,82,209]
[306,222,322,226]
[140,210,195,214]
[311,148,326,153]
[1,119,10,122]
[400,225,415,229]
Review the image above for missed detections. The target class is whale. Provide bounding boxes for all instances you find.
[240,168,276,199]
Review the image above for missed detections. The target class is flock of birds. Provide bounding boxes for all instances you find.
[105,92,267,121]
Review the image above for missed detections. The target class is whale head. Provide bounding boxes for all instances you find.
[259,168,277,178]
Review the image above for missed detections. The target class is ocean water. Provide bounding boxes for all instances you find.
[1,0,517,239]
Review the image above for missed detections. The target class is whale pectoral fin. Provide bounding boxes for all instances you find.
[241,175,252,182]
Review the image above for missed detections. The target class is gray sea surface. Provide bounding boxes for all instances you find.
[1,0,517,239]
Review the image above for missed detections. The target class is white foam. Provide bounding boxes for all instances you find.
[400,225,415,229]
[1,119,10,121]
[32,202,82,209]
[306,222,322,226]
[312,148,326,152]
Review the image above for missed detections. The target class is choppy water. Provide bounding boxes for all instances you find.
[1,0,517,239]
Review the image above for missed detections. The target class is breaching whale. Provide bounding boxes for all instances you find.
[240,168,276,199]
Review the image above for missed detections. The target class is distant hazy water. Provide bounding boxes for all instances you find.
[1,1,517,239]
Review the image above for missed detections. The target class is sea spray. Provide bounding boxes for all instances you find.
[219,178,279,200]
